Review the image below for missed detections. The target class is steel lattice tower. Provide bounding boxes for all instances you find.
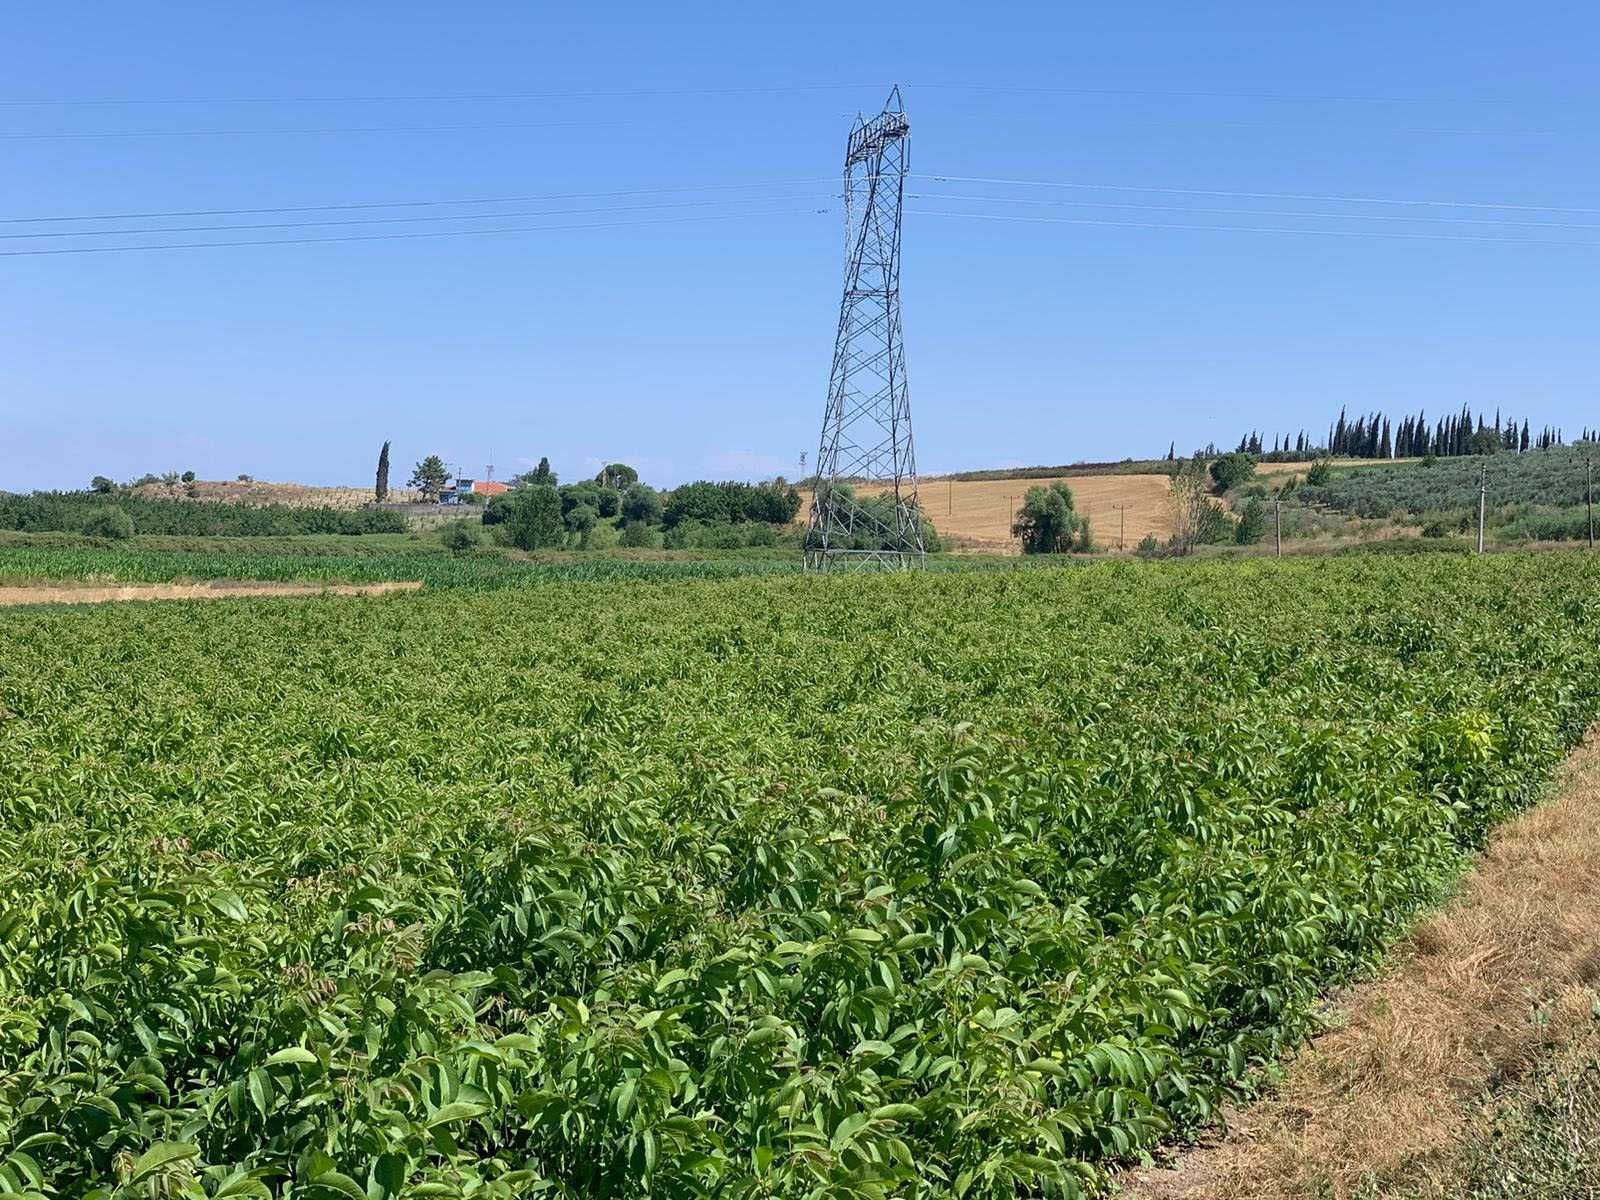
[805,87,923,571]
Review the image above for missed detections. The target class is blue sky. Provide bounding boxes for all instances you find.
[4,3,1598,491]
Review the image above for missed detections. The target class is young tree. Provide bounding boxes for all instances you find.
[621,482,664,525]
[563,503,599,541]
[408,454,450,502]
[515,456,558,488]
[500,484,563,550]
[1011,481,1089,554]
[1235,496,1268,544]
[1208,452,1257,493]
[375,440,391,502]
[1168,456,1216,555]
[181,470,197,484]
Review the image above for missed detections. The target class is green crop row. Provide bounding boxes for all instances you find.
[2,555,1598,1198]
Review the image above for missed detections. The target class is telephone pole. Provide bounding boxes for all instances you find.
[1274,496,1283,557]
[1477,462,1487,554]
[1587,455,1594,549]
[1110,502,1128,551]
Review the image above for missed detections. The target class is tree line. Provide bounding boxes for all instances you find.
[1221,405,1574,463]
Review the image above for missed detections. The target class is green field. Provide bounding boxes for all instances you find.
[3,556,1598,1198]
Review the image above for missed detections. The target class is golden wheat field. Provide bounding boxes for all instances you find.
[800,474,1176,551]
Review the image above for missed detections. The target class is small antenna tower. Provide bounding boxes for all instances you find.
[805,86,923,570]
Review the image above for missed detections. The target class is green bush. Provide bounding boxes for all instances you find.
[1235,497,1268,544]
[80,507,134,540]
[619,519,657,548]
[1208,452,1257,493]
[438,519,482,554]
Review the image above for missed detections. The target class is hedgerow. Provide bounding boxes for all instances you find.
[2,555,1597,1198]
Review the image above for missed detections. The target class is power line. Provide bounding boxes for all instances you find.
[908,191,1600,231]
[0,194,833,240]
[0,83,881,107]
[905,82,1557,107]
[0,119,633,141]
[0,81,1549,108]
[0,178,837,224]
[916,173,1600,215]
[0,207,827,258]
[909,208,1600,248]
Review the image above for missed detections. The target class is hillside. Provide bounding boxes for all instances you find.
[1302,446,1596,516]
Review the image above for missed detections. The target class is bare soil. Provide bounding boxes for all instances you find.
[0,580,423,607]
[1120,731,1600,1199]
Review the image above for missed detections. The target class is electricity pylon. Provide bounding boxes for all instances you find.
[805,87,923,571]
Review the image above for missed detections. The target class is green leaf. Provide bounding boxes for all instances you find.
[265,1046,318,1067]
[426,1101,490,1128]
[209,890,248,922]
[131,1142,199,1183]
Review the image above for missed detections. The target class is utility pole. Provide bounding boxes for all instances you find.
[1588,455,1594,549]
[1477,462,1487,555]
[1274,496,1283,558]
[947,477,952,516]
[1110,502,1128,551]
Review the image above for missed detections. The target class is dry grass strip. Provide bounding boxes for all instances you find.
[1122,731,1600,1199]
[0,580,422,607]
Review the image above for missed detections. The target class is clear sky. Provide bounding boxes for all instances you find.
[4,3,1598,491]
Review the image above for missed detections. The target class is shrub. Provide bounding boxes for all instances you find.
[1235,497,1268,544]
[619,519,657,548]
[81,507,134,540]
[438,519,482,554]
[1209,452,1257,493]
[181,470,196,484]
[563,504,599,538]
[1135,533,1163,558]
[89,476,114,494]
[1305,460,1333,487]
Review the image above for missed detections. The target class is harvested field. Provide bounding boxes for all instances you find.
[0,580,421,607]
[801,473,1176,549]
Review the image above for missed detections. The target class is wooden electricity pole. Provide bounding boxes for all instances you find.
[1477,462,1487,555]
[1274,496,1283,557]
[1588,455,1594,549]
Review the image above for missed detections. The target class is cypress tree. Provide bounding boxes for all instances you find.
[375,440,391,503]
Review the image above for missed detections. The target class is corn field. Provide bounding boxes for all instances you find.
[3,556,1598,1198]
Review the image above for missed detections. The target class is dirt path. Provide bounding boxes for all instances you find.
[1120,732,1600,1199]
[0,580,423,607]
